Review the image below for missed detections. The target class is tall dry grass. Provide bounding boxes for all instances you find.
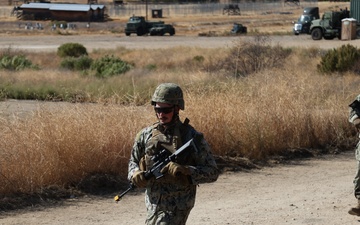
[0,104,154,195]
[0,41,359,197]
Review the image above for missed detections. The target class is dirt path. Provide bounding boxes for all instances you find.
[0,151,358,225]
[0,34,360,52]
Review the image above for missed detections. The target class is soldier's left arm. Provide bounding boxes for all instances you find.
[187,133,219,185]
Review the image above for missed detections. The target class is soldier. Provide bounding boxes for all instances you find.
[128,83,219,225]
[349,94,360,216]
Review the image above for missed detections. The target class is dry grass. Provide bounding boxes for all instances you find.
[0,104,154,195]
[0,42,358,197]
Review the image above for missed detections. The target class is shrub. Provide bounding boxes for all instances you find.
[193,55,205,63]
[90,55,132,78]
[212,35,292,77]
[0,55,38,71]
[57,43,88,58]
[60,56,93,71]
[146,64,157,71]
[352,58,360,75]
[317,44,360,74]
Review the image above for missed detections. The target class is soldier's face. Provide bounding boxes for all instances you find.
[154,103,174,125]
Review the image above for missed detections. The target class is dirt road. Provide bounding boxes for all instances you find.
[0,151,358,225]
[0,34,360,52]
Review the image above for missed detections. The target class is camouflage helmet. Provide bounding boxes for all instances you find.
[151,83,185,110]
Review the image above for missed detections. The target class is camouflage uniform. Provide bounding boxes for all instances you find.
[349,94,360,215]
[128,83,219,225]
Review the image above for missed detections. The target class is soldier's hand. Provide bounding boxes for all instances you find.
[131,170,147,188]
[160,162,191,177]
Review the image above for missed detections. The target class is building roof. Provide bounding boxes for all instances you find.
[20,3,105,12]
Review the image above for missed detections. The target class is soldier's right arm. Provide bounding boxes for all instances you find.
[128,130,146,181]
[128,127,153,181]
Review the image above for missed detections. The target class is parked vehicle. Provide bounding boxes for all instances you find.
[230,23,247,34]
[293,7,319,35]
[309,9,350,40]
[149,24,175,36]
[125,16,164,36]
[309,0,360,40]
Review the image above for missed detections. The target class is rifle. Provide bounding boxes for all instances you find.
[349,99,360,117]
[114,138,197,202]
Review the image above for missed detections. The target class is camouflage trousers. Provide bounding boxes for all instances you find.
[354,143,360,199]
[145,209,191,225]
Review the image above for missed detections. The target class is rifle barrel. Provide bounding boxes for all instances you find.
[115,184,135,201]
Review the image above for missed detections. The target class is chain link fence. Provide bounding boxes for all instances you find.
[107,0,318,18]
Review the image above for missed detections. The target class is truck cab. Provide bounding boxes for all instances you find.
[293,7,319,35]
[125,16,148,36]
[125,16,164,36]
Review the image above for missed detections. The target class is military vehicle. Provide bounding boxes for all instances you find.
[309,10,350,40]
[309,0,360,40]
[230,23,247,34]
[149,24,176,36]
[125,16,164,36]
[293,7,319,35]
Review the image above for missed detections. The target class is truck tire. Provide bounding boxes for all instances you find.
[125,32,130,36]
[357,28,360,38]
[311,28,322,40]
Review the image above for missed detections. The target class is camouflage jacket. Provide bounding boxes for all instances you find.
[128,119,219,213]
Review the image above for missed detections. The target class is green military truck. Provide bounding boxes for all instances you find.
[309,10,349,40]
[309,0,360,40]
[125,16,164,36]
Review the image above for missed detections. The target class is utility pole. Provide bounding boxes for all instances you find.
[145,0,148,20]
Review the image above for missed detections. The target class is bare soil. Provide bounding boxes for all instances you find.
[1,34,360,52]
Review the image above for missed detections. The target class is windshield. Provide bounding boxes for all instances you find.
[129,17,141,22]
[298,15,311,23]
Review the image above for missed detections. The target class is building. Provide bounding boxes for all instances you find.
[19,3,106,21]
